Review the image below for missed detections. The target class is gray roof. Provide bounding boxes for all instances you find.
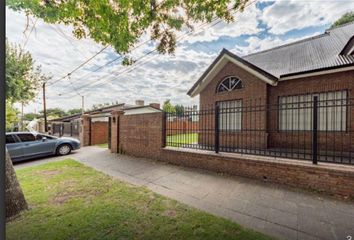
[50,103,133,122]
[243,22,354,77]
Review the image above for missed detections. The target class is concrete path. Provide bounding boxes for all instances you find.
[15,146,354,240]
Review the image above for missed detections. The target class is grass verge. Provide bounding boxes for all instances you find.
[7,159,273,240]
[166,133,198,147]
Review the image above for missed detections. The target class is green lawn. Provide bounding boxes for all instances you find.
[166,133,198,147]
[7,160,273,240]
[96,143,108,148]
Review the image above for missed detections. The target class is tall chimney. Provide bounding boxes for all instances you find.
[135,100,144,106]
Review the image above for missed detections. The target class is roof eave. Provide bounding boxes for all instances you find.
[280,63,354,80]
[187,49,278,97]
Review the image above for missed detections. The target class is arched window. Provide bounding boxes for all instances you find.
[216,76,242,93]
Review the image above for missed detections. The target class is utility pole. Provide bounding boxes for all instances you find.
[81,95,85,114]
[42,82,48,132]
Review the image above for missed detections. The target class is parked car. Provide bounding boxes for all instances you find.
[6,132,80,162]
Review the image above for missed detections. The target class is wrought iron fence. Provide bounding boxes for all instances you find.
[51,121,80,138]
[165,97,354,165]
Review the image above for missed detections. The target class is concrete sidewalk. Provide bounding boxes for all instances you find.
[15,146,354,240]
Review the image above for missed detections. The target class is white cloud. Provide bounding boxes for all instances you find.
[260,0,354,35]
[232,31,322,56]
[182,3,262,43]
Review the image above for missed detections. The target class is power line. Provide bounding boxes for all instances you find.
[47,0,171,87]
[59,0,257,96]
[49,37,153,87]
[46,45,109,86]
[49,25,89,59]
[22,18,38,49]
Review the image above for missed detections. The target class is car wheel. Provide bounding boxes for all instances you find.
[56,144,72,156]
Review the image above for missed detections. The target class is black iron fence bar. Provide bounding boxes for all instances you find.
[312,96,318,165]
[162,112,166,148]
[164,98,354,165]
[215,105,220,153]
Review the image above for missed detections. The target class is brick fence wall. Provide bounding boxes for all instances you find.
[160,148,354,199]
[112,111,354,199]
[118,112,164,158]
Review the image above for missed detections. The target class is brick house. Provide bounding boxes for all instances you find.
[187,22,354,155]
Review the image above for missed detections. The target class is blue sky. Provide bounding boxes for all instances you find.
[6,0,354,113]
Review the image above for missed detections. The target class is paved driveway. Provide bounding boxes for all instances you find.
[15,146,354,240]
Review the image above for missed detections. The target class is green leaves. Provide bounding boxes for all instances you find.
[162,100,176,113]
[331,11,354,28]
[7,0,249,55]
[5,40,51,104]
[6,102,20,131]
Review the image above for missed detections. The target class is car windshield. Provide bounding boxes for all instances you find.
[44,134,57,139]
[36,134,58,140]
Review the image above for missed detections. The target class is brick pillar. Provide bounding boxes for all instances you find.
[110,110,124,153]
[80,114,91,146]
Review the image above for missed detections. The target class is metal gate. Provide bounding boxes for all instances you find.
[51,120,80,139]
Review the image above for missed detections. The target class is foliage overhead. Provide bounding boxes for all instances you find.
[7,0,249,55]
[6,40,51,104]
[331,11,354,28]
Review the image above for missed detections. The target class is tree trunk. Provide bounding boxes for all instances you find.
[5,149,28,220]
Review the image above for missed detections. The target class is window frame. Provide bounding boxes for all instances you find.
[277,90,348,132]
[216,99,243,132]
[216,76,243,94]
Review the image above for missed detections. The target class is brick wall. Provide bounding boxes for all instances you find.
[199,62,268,106]
[160,148,354,199]
[112,111,354,199]
[90,121,109,145]
[118,112,164,158]
[199,62,268,149]
[267,71,354,152]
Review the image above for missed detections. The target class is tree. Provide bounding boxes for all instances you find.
[39,107,67,119]
[7,0,249,58]
[67,108,83,115]
[23,112,42,121]
[5,40,50,219]
[162,100,176,113]
[6,102,20,131]
[175,104,184,116]
[331,11,354,28]
[90,103,111,110]
[6,40,50,104]
[5,150,28,219]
